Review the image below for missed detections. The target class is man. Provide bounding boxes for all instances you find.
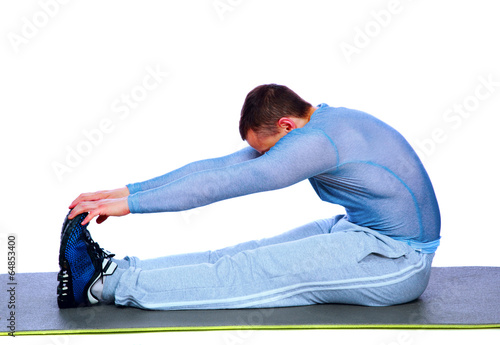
[58,84,441,310]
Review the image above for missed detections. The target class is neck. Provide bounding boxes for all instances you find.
[307,106,318,120]
[295,106,317,128]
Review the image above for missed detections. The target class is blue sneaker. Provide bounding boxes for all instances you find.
[57,210,117,308]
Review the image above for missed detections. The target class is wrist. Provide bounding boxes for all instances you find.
[117,186,130,197]
[125,183,141,195]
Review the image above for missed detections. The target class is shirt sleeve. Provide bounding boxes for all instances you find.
[127,146,261,194]
[127,128,338,213]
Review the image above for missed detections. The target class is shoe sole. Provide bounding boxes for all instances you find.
[60,209,71,241]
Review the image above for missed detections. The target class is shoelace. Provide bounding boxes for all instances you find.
[84,230,115,283]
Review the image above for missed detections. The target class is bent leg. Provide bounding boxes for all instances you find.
[104,219,433,310]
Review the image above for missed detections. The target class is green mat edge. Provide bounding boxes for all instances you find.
[2,324,500,336]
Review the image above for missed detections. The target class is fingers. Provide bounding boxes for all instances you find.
[96,215,109,224]
[70,202,101,225]
[69,193,93,209]
[69,188,129,210]
[68,197,130,225]
[81,211,97,226]
[68,207,78,219]
[68,190,110,209]
[69,193,87,209]
[68,203,89,220]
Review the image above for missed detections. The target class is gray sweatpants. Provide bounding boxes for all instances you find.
[102,215,434,310]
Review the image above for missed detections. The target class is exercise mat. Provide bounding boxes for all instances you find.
[1,266,498,335]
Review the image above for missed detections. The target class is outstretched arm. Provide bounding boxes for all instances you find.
[127,146,261,194]
[69,146,260,224]
[128,129,338,213]
[70,128,338,224]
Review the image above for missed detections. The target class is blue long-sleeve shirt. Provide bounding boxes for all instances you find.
[127,104,441,253]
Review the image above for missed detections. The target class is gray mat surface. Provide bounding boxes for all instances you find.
[1,266,499,335]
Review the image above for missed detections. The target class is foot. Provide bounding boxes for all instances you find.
[57,210,117,308]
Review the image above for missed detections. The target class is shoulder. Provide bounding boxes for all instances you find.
[272,127,338,154]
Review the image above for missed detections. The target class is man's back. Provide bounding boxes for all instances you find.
[277,104,441,248]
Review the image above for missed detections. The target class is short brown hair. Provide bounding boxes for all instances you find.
[239,84,312,140]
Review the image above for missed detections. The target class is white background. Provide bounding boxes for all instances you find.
[1,0,499,344]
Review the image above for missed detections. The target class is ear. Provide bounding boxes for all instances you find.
[277,117,297,133]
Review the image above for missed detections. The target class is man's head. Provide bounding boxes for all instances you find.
[239,84,314,153]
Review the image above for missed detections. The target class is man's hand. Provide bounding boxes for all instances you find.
[68,187,131,225]
[69,187,130,209]
[69,197,130,225]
